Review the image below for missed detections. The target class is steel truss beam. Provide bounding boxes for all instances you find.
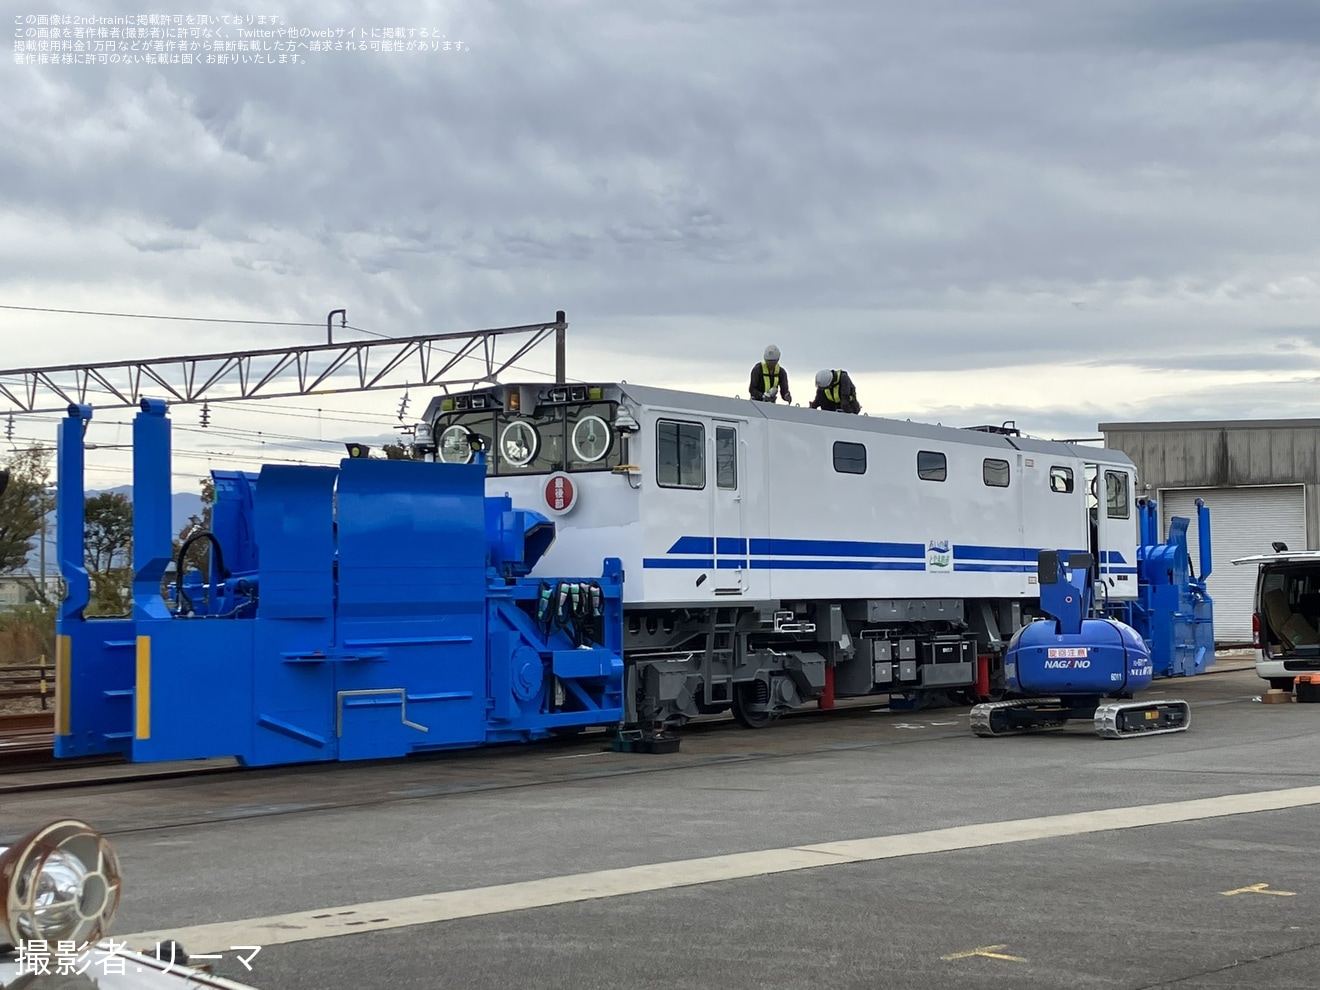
[0,314,567,415]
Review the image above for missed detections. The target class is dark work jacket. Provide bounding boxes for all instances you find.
[749,361,791,403]
[809,370,861,414]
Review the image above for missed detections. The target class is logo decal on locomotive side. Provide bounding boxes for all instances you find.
[1044,658,1092,669]
[926,539,952,572]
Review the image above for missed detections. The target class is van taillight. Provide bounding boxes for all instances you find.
[1253,613,1261,650]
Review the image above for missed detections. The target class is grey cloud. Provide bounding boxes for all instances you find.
[1,0,1319,437]
[1077,346,1320,375]
[125,232,201,253]
[910,374,1320,451]
[1104,0,1320,49]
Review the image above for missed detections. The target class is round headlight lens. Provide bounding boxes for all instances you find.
[0,820,122,949]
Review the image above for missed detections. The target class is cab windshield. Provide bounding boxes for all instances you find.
[433,401,622,476]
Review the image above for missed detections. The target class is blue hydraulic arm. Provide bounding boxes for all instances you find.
[1036,550,1095,634]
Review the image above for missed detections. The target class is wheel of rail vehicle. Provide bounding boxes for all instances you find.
[731,680,775,729]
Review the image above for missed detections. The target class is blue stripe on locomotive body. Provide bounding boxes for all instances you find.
[483,382,1142,607]
[652,538,1088,571]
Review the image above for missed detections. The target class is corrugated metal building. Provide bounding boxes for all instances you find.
[1098,418,1320,643]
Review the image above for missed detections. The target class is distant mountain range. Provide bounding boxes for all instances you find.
[96,485,207,533]
[17,486,206,579]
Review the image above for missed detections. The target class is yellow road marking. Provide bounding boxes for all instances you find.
[1221,883,1296,897]
[942,944,1028,962]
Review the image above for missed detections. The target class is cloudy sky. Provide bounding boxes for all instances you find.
[2,0,1319,489]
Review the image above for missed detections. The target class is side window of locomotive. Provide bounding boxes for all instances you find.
[1105,470,1131,519]
[982,458,1010,488]
[657,419,705,489]
[1049,465,1074,493]
[716,426,737,489]
[917,450,946,482]
[833,441,866,475]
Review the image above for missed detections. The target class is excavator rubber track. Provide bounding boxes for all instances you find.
[1093,699,1191,739]
[970,699,1069,737]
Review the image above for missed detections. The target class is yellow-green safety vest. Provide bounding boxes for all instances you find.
[761,361,781,394]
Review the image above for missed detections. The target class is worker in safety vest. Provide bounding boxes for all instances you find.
[809,369,861,414]
[748,345,792,404]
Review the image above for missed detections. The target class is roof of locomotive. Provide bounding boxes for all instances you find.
[420,380,1135,468]
[614,382,1135,466]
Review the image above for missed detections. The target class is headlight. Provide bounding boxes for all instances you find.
[0,820,121,949]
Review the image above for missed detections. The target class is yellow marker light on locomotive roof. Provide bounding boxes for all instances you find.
[345,443,371,458]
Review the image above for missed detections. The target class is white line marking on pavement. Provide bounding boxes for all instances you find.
[117,784,1320,954]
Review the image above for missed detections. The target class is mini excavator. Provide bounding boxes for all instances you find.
[972,550,1192,739]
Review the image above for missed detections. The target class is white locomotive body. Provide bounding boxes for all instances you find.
[418,381,1141,727]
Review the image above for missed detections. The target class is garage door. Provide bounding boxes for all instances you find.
[1160,485,1307,644]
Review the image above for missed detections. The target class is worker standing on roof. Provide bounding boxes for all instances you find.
[809,369,861,414]
[749,345,792,404]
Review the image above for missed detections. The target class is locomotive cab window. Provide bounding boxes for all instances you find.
[917,450,946,482]
[982,458,1010,488]
[1105,470,1130,519]
[1050,466,1074,493]
[657,419,705,489]
[833,441,867,475]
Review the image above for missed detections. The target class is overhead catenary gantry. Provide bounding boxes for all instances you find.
[0,311,569,415]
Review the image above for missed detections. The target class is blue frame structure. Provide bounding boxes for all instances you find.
[1103,497,1215,678]
[54,400,625,767]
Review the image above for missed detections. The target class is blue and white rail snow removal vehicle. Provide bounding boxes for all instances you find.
[49,380,1212,767]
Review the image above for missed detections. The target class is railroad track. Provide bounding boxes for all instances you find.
[0,661,1253,787]
[0,712,123,773]
[0,693,910,788]
[0,711,57,768]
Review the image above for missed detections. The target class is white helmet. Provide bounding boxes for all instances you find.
[764,344,781,363]
[815,369,834,389]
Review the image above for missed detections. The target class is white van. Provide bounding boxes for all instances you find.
[1233,548,1320,690]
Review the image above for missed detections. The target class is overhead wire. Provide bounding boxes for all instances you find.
[0,303,581,389]
[0,303,326,328]
[0,303,590,485]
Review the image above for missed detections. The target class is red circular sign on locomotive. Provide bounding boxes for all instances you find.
[544,473,577,513]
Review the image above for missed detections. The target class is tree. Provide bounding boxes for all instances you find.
[381,442,412,460]
[84,491,133,616]
[0,446,54,575]
[85,492,133,572]
[172,476,215,586]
